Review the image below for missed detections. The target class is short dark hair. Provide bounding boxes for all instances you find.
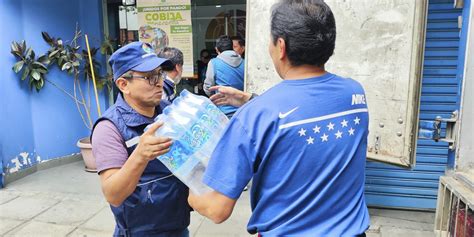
[215,35,233,52]
[200,49,210,57]
[231,36,245,47]
[157,47,183,71]
[270,0,336,67]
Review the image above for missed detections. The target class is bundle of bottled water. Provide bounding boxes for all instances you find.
[148,90,229,195]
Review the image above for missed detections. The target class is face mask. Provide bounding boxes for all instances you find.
[172,74,182,84]
[172,65,183,84]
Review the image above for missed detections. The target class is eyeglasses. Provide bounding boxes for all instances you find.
[122,71,165,86]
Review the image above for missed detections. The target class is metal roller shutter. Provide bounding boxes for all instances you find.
[365,0,464,209]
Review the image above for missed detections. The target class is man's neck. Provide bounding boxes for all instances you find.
[282,64,326,80]
[124,95,155,117]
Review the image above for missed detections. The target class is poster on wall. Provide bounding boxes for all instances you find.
[137,0,194,78]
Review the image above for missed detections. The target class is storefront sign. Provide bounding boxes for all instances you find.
[137,0,194,77]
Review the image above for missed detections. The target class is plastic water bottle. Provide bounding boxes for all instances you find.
[179,89,229,126]
[142,91,229,195]
[164,105,215,154]
[171,98,223,158]
[151,112,212,194]
[173,97,224,133]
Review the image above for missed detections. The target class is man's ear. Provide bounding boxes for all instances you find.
[215,47,220,54]
[115,78,130,95]
[277,38,286,60]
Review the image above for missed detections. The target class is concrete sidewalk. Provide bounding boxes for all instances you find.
[0,161,436,236]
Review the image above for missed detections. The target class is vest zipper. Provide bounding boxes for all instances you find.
[147,189,154,203]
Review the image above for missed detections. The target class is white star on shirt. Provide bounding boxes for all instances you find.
[348,128,355,136]
[298,128,306,136]
[313,125,321,133]
[341,119,348,127]
[327,122,335,131]
[335,130,343,139]
[354,117,361,125]
[321,133,329,142]
[306,136,314,144]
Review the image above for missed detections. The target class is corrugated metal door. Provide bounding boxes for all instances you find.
[365,0,464,209]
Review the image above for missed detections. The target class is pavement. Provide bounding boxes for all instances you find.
[0,161,437,236]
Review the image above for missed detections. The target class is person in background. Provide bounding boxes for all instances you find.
[203,35,245,118]
[158,47,184,102]
[196,49,211,96]
[91,42,191,236]
[231,35,245,59]
[188,0,370,236]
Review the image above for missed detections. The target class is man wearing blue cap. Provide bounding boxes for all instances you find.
[91,42,191,236]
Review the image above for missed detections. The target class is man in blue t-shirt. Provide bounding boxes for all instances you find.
[188,1,370,236]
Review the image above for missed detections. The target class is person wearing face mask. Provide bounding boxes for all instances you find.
[158,47,184,102]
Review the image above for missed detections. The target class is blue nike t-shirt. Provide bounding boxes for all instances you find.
[203,72,370,236]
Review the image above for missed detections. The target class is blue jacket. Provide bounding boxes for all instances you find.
[163,77,177,102]
[91,94,190,236]
[203,50,245,116]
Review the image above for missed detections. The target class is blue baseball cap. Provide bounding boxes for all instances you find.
[108,42,171,81]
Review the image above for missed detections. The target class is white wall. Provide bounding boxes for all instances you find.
[245,0,427,166]
[457,2,474,172]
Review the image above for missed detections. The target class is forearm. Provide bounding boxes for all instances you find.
[188,191,236,223]
[203,79,213,96]
[240,92,253,106]
[101,153,148,207]
[203,62,215,96]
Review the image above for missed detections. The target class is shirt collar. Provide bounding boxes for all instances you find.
[115,94,160,127]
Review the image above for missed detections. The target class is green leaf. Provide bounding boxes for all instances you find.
[74,53,82,60]
[29,77,35,89]
[38,55,50,65]
[35,81,42,92]
[12,61,25,73]
[32,61,47,70]
[21,67,30,81]
[49,49,60,58]
[21,40,26,53]
[12,50,23,58]
[61,62,72,71]
[31,70,41,81]
[37,68,48,74]
[41,32,53,44]
[38,78,44,88]
[72,61,80,67]
[26,47,33,59]
[57,39,63,45]
[90,47,98,55]
[11,41,19,53]
[30,49,35,60]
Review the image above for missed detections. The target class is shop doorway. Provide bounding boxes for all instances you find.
[104,0,247,95]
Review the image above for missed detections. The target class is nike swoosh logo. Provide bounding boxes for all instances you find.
[279,107,299,119]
